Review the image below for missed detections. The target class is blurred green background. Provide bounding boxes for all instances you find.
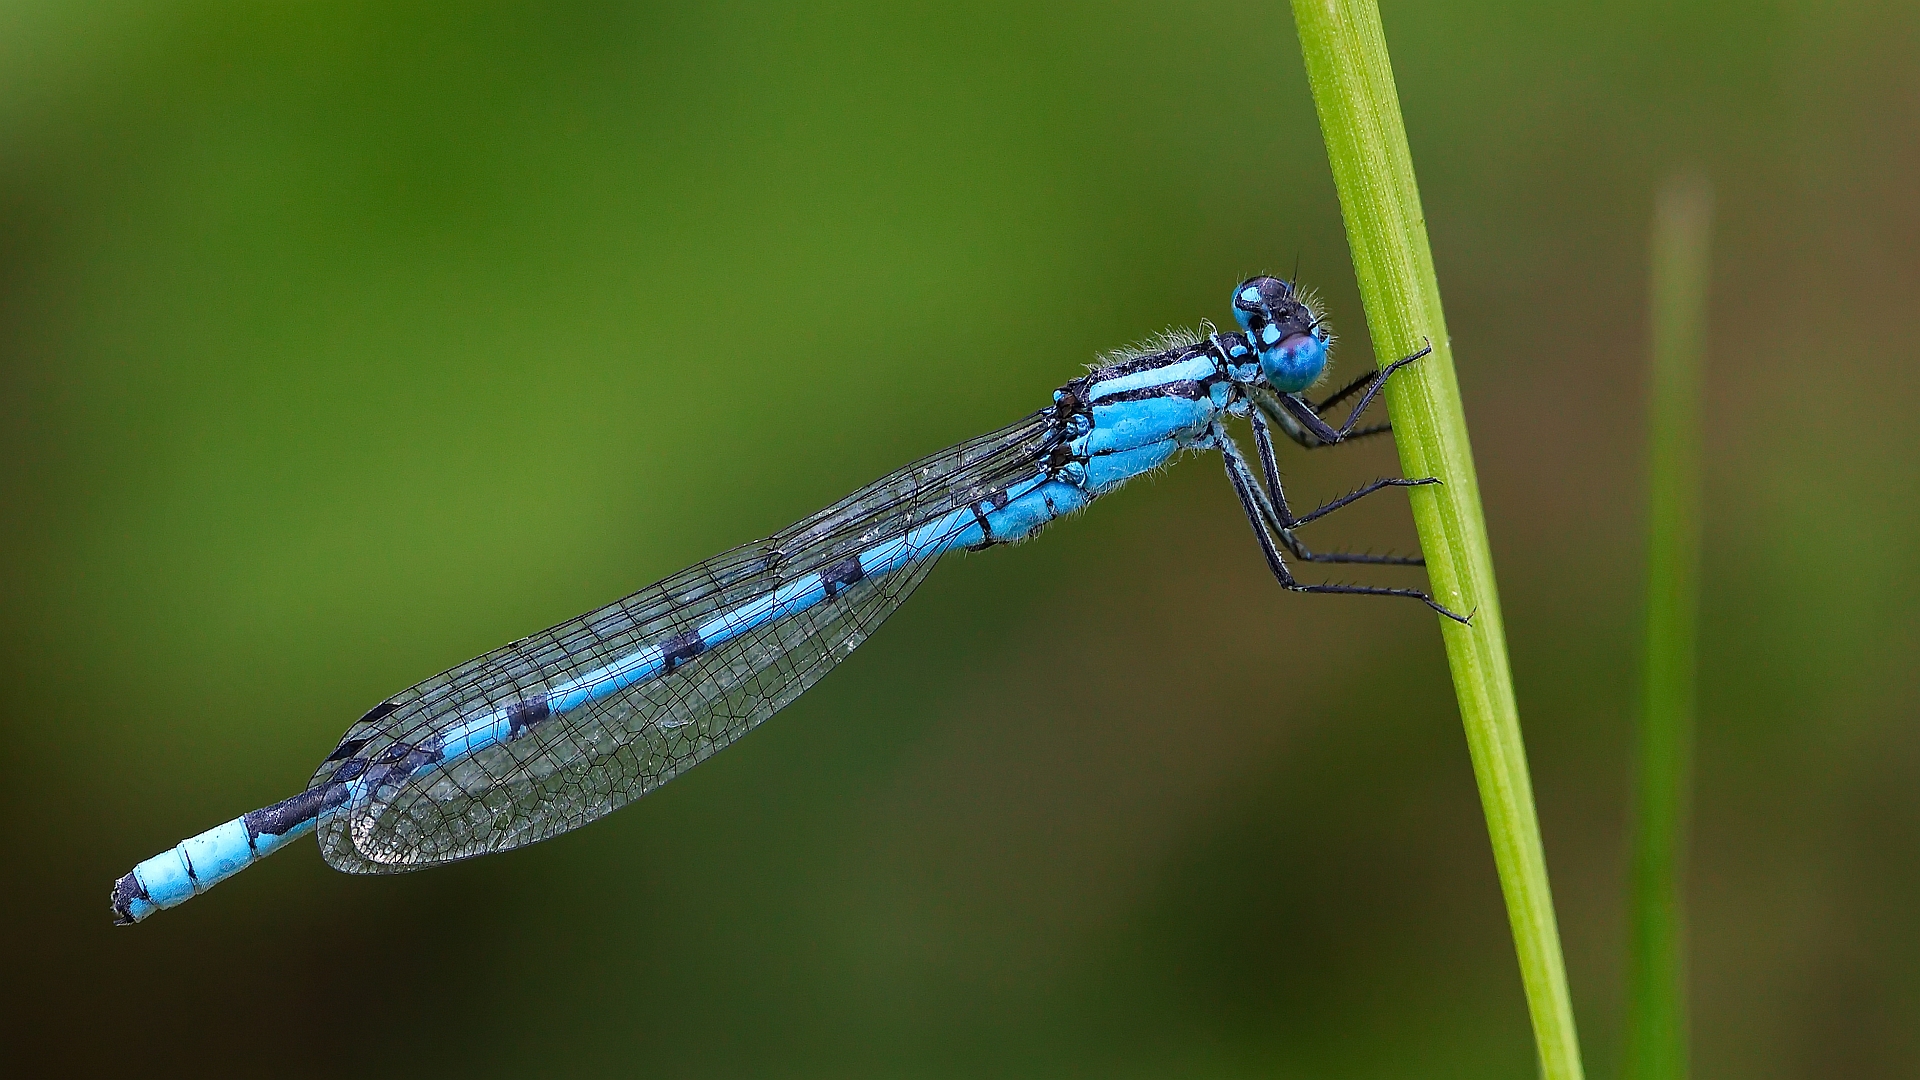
[4,2,1916,1076]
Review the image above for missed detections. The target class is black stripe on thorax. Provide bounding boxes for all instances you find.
[1090,347,1185,381]
[1094,378,1206,405]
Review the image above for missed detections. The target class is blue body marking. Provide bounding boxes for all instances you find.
[1087,439,1182,493]
[1089,395,1211,455]
[1087,352,1216,400]
[112,275,1429,924]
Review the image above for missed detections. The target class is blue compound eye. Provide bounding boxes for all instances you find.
[1259,330,1327,392]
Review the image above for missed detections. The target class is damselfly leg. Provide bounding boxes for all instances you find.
[1247,409,1433,566]
[1243,340,1438,567]
[1264,341,1432,448]
[1211,422,1467,623]
[1293,369,1392,445]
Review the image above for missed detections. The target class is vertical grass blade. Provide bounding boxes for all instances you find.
[1285,3,1585,1077]
[1624,174,1713,1080]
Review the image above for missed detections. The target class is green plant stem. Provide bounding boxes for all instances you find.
[1286,3,1584,1077]
[1625,174,1712,1080]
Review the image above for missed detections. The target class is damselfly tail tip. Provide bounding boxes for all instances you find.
[110,869,150,926]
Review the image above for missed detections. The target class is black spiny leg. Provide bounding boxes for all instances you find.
[1244,410,1434,566]
[1266,341,1432,448]
[1314,367,1380,411]
[1215,432,1470,623]
[1297,368,1392,446]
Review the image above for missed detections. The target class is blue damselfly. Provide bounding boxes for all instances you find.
[111,277,1458,924]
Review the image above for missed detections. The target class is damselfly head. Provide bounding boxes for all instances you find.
[1231,277,1329,393]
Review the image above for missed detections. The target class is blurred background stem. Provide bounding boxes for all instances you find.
[1625,174,1713,1080]
[1287,2,1584,1077]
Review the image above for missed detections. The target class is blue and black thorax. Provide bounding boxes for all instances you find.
[1034,275,1333,497]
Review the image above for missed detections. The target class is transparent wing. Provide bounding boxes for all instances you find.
[310,408,1056,873]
